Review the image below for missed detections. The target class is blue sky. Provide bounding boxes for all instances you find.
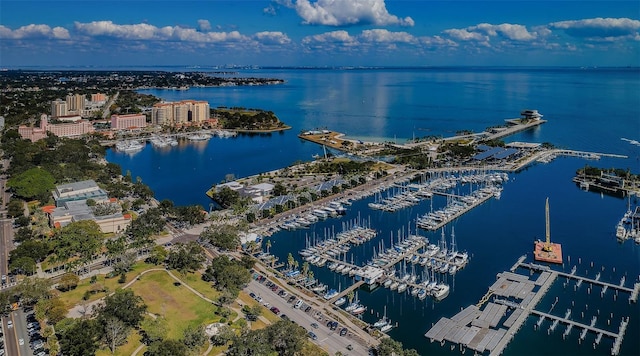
[1,0,639,67]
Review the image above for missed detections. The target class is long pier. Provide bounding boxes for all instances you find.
[417,187,496,231]
[530,310,618,338]
[519,262,639,302]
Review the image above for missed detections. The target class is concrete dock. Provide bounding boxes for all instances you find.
[424,256,634,355]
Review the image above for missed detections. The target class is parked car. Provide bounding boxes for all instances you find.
[340,327,348,336]
[270,307,280,314]
[308,331,318,340]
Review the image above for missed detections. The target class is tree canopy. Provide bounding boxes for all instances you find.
[166,241,205,274]
[199,224,240,251]
[203,255,251,295]
[227,320,307,356]
[7,167,56,201]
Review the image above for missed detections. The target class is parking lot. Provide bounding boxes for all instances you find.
[247,273,370,356]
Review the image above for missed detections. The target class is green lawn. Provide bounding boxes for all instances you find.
[58,262,157,307]
[128,270,219,340]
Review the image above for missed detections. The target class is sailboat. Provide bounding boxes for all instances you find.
[374,306,389,329]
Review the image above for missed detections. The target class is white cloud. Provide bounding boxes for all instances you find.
[253,31,291,45]
[302,30,356,44]
[287,0,414,27]
[74,21,248,43]
[443,28,486,42]
[360,29,415,43]
[197,19,212,32]
[0,24,70,39]
[470,23,536,41]
[549,17,640,38]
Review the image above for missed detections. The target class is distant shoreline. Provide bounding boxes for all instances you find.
[231,125,292,133]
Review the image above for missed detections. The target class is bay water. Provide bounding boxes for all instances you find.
[107,67,640,355]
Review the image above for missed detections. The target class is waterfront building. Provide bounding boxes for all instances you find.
[111,113,147,130]
[151,100,210,126]
[18,114,95,142]
[51,99,67,118]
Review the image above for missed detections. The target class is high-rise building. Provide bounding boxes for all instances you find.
[51,99,68,118]
[151,100,210,126]
[66,94,86,114]
[151,103,174,126]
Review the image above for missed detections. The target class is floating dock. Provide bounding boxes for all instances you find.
[425,256,635,355]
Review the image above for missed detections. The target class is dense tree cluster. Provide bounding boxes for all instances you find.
[308,159,375,174]
[375,337,420,356]
[199,224,240,251]
[202,255,251,296]
[165,241,205,274]
[212,108,286,131]
[226,320,307,356]
[209,186,241,209]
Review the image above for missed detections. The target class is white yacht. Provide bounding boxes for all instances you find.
[432,283,450,301]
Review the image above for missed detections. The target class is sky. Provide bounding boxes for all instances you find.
[0,0,639,67]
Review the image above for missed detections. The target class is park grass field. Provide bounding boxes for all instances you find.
[127,270,218,339]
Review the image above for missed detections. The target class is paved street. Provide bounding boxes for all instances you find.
[247,277,371,356]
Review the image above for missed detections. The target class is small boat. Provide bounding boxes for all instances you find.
[380,322,393,333]
[187,133,211,141]
[323,289,338,300]
[374,306,389,329]
[350,305,367,315]
[432,283,450,301]
[334,297,346,306]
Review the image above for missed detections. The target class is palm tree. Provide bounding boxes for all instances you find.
[265,240,272,254]
[308,270,314,283]
[347,290,355,304]
[287,253,294,270]
[302,261,310,277]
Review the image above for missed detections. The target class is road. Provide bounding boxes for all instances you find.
[247,278,370,356]
[102,92,119,119]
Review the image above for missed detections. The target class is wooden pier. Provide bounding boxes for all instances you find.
[425,256,635,356]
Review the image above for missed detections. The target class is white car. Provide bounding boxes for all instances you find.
[19,338,24,345]
[7,321,12,328]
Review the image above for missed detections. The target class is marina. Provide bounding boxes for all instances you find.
[416,186,501,231]
[425,256,638,355]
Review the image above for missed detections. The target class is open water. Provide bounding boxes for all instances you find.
[106,67,640,355]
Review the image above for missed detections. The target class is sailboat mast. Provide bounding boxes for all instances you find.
[545,197,550,247]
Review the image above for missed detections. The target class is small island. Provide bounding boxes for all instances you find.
[213,107,291,132]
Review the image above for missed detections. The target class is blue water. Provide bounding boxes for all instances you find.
[106,67,640,355]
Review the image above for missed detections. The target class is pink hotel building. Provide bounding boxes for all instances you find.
[18,114,95,142]
[110,113,147,130]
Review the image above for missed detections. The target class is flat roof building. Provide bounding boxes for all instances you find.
[111,113,147,130]
[52,179,108,207]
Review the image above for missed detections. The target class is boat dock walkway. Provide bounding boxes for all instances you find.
[518,261,639,302]
[425,256,633,356]
[417,188,494,231]
[483,119,546,141]
[325,280,365,305]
